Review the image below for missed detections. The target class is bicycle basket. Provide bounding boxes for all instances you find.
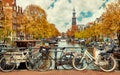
[39,47,50,55]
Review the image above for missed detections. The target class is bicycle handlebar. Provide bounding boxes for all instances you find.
[60,47,66,50]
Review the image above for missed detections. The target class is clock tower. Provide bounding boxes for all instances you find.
[72,8,76,25]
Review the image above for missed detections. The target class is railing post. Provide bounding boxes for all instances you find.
[54,47,57,69]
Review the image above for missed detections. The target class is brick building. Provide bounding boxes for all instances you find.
[0,0,4,28]
[2,0,13,30]
[1,0,23,40]
[67,8,78,37]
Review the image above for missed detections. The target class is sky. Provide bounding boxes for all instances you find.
[16,0,117,32]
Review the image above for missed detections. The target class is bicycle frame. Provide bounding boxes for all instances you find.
[80,49,96,63]
[4,50,30,68]
[4,49,41,68]
[46,48,70,60]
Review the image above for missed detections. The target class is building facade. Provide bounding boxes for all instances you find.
[70,8,78,37]
[0,0,4,28]
[1,0,23,40]
[67,8,79,37]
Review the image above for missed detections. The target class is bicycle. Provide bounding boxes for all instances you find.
[25,50,43,71]
[58,47,75,70]
[72,44,117,72]
[0,47,43,72]
[37,46,52,72]
[0,48,20,72]
[38,47,75,71]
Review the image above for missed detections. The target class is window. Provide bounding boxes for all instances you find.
[6,3,9,7]
[13,12,16,17]
[14,6,16,10]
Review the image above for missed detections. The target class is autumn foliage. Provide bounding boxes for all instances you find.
[16,4,60,39]
[74,0,120,41]
[0,8,12,39]
[0,4,60,40]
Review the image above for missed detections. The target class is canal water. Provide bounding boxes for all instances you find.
[50,40,96,70]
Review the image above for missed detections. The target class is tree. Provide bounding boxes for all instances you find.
[101,1,120,37]
[19,4,60,39]
[75,0,120,41]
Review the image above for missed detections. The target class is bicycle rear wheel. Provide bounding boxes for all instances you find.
[38,56,52,72]
[61,54,74,70]
[72,54,88,70]
[99,56,116,72]
[25,57,40,70]
[25,58,34,70]
[0,56,16,72]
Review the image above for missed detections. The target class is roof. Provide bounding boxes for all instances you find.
[88,22,93,25]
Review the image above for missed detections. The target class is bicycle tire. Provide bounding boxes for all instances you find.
[61,54,74,70]
[38,56,52,72]
[0,56,16,72]
[99,56,116,72]
[25,56,39,70]
[72,54,88,70]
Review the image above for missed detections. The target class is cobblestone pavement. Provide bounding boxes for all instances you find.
[0,70,120,75]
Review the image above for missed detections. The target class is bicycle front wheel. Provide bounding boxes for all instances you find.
[25,58,33,70]
[0,56,16,72]
[25,57,39,70]
[61,54,74,70]
[72,54,88,70]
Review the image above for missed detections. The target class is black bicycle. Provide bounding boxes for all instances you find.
[38,47,74,71]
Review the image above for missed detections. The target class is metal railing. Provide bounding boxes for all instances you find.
[0,46,120,70]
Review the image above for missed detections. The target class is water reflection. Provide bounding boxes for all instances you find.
[58,41,80,47]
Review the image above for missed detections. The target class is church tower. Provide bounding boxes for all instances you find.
[72,8,76,25]
[67,8,78,37]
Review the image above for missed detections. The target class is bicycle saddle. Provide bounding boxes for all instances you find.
[96,46,104,50]
[61,47,66,50]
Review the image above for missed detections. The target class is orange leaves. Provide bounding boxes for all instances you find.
[73,1,120,39]
[101,1,120,36]
[24,4,47,21]
[17,4,60,39]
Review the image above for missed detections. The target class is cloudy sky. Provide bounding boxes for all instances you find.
[16,0,117,32]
